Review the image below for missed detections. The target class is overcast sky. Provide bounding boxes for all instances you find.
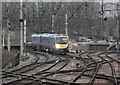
[1,0,119,2]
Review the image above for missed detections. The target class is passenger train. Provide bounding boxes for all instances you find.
[31,33,69,54]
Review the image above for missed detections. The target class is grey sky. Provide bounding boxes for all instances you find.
[1,0,119,2]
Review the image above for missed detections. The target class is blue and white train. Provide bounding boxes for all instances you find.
[31,33,69,53]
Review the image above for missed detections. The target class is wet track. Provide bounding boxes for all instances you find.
[1,51,120,85]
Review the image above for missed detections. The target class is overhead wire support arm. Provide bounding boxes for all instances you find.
[67,2,87,22]
[65,2,88,36]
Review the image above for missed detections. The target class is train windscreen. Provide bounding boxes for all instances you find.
[56,37,68,44]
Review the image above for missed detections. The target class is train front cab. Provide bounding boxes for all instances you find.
[55,36,69,54]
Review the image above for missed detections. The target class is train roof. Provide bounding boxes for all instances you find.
[31,33,68,38]
[31,34,41,37]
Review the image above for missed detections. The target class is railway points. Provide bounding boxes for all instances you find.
[1,50,120,85]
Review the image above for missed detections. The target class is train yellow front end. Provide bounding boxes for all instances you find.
[55,36,69,53]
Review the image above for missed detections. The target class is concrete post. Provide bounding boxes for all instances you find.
[20,0,23,57]
[7,20,10,52]
[65,14,68,36]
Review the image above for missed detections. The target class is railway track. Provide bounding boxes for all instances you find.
[1,51,120,85]
[2,51,70,85]
[75,51,119,84]
[2,51,48,84]
[3,51,47,74]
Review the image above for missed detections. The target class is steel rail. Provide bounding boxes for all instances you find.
[88,60,118,85]
[31,54,67,73]
[70,62,96,83]
[22,54,70,85]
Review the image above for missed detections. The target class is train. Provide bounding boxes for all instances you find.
[31,33,69,54]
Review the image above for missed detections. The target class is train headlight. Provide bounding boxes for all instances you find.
[55,44,68,49]
[55,44,60,49]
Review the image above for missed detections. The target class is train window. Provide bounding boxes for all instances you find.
[62,38,68,41]
[56,37,68,44]
[40,36,42,42]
